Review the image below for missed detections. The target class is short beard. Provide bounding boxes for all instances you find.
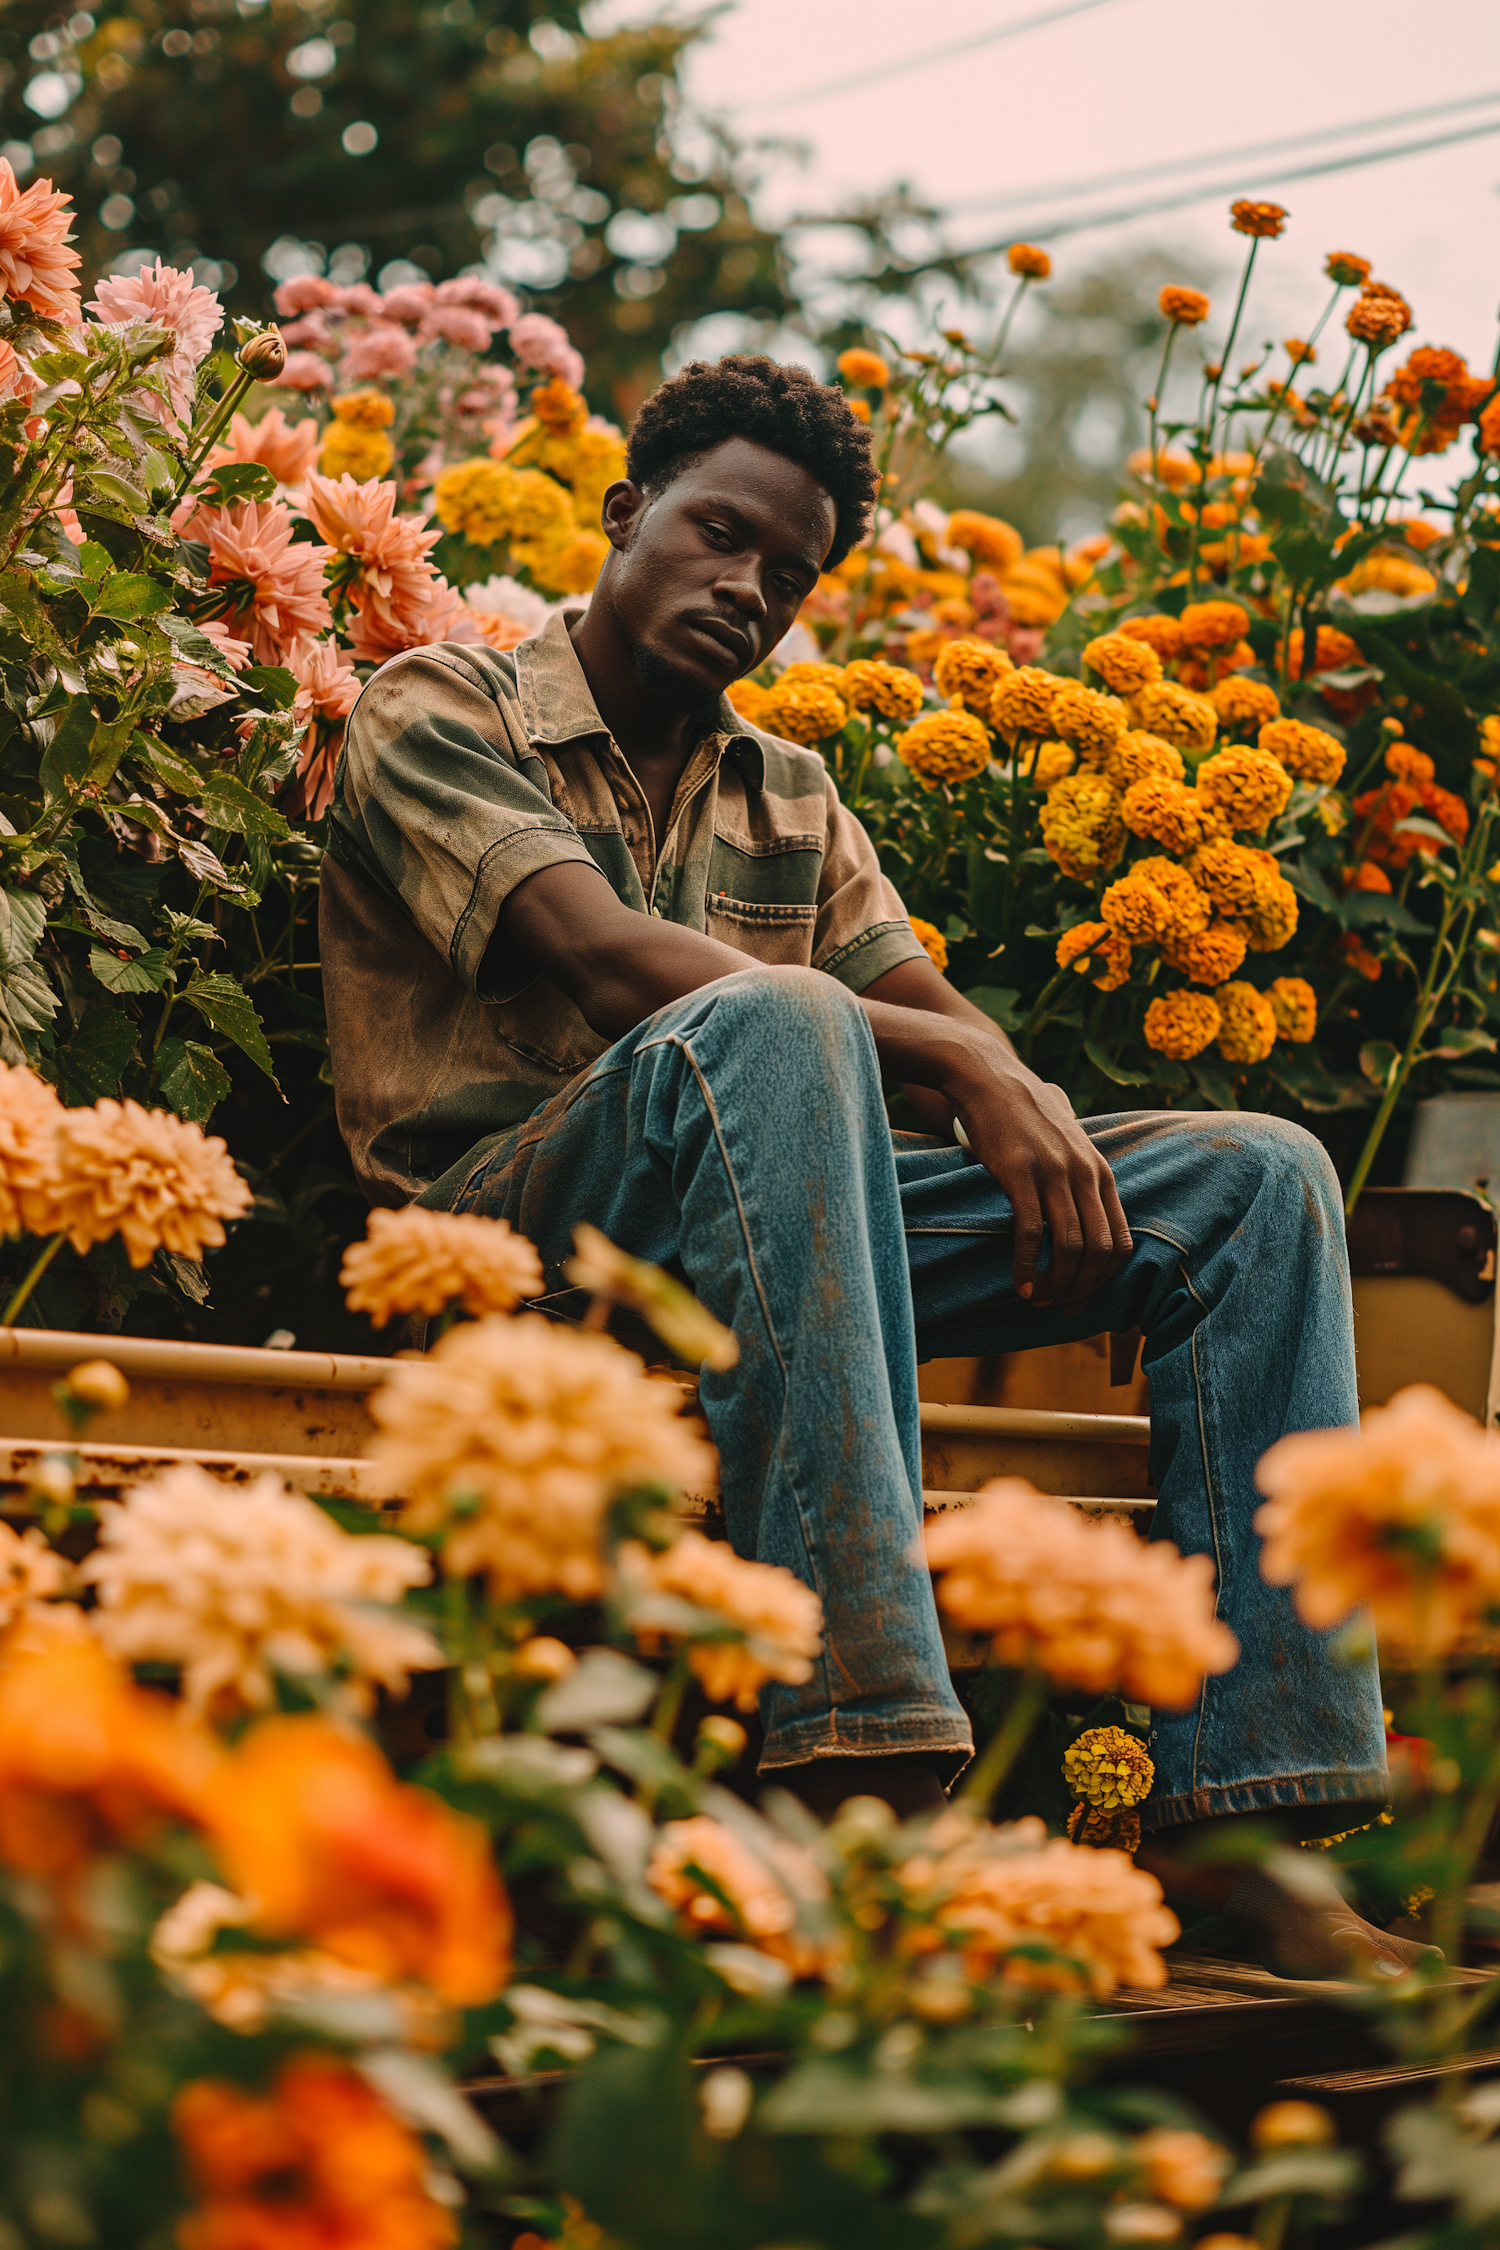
[626,632,723,722]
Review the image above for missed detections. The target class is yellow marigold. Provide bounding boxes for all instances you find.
[1135,855,1211,940]
[725,677,773,725]
[933,636,1013,716]
[909,915,948,971]
[329,388,396,430]
[317,422,394,481]
[1116,730,1185,788]
[900,1821,1178,1996]
[1189,838,1273,919]
[1337,549,1436,599]
[1385,741,1436,783]
[1064,1726,1153,1810]
[432,458,573,548]
[546,423,627,522]
[945,510,1024,572]
[1101,874,1171,945]
[1131,681,1217,754]
[840,658,924,722]
[1230,199,1288,238]
[846,398,870,423]
[1196,745,1294,832]
[1120,613,1185,662]
[1143,990,1222,1059]
[366,1314,716,1601]
[1159,285,1210,326]
[1179,599,1249,652]
[1050,681,1128,761]
[925,1480,1238,1707]
[1213,979,1277,1064]
[895,706,992,787]
[1028,740,1075,788]
[1121,774,1219,855]
[761,678,848,746]
[1039,772,1125,882]
[522,527,608,595]
[648,1814,830,1978]
[340,1206,543,1325]
[1258,717,1345,786]
[0,1061,65,1240]
[1254,1383,1500,1655]
[990,664,1058,740]
[1083,632,1162,696]
[1008,243,1052,279]
[1268,976,1317,1042]
[1056,922,1131,992]
[622,1529,823,1712]
[1161,920,1247,985]
[836,346,890,389]
[1242,872,1298,953]
[531,375,587,434]
[1210,675,1281,735]
[776,660,845,693]
[44,1099,251,1269]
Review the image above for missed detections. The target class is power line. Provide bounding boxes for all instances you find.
[737,0,1128,114]
[947,113,1500,258]
[946,87,1500,217]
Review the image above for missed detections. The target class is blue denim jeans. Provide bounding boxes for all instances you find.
[448,967,1389,1832]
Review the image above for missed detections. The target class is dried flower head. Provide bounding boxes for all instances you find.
[1008,243,1052,279]
[45,1099,251,1268]
[1144,989,1222,1059]
[367,1314,715,1601]
[81,1465,439,1718]
[925,1481,1238,1707]
[622,1529,823,1710]
[1158,286,1209,326]
[648,1814,830,1977]
[565,1223,738,1371]
[1230,200,1288,239]
[341,1205,543,1326]
[895,706,992,786]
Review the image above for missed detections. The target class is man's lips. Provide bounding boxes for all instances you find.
[683,614,753,663]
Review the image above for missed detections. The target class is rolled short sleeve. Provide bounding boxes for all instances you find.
[330,643,603,1001]
[812,774,928,993]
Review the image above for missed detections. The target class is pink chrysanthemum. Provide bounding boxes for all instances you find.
[197,500,334,664]
[419,304,491,353]
[508,312,584,387]
[303,472,457,660]
[338,323,417,382]
[208,406,320,491]
[328,281,383,317]
[434,276,518,326]
[88,259,222,423]
[272,274,338,317]
[277,312,337,353]
[196,618,252,671]
[377,282,435,324]
[0,159,80,321]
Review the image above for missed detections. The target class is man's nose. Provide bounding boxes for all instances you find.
[715,561,769,621]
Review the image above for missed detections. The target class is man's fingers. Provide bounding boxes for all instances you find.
[1064,1170,1121,1307]
[1033,1167,1085,1306]
[1010,1182,1046,1300]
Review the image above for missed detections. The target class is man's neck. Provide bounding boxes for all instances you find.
[567,605,715,773]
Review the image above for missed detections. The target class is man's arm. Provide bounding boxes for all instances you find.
[495,863,1131,1310]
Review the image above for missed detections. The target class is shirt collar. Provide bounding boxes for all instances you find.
[513,609,767,788]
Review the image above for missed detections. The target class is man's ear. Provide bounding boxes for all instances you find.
[600,479,646,553]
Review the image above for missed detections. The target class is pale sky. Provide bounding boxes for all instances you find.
[593,0,1500,394]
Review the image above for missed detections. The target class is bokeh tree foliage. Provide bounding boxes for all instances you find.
[0,0,793,414]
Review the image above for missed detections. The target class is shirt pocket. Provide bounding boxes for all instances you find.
[705,894,819,967]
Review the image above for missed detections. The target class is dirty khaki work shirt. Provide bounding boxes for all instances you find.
[320,611,926,1208]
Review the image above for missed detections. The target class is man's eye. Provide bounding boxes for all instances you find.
[702,522,733,547]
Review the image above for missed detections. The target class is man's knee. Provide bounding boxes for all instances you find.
[1218,1113,1344,1234]
[704,964,866,1044]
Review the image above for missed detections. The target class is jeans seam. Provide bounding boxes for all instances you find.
[1182,1261,1224,1797]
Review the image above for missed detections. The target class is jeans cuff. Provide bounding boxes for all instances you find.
[1139,1767,1393,1835]
[758,1708,974,1774]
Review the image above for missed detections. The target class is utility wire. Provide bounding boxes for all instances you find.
[737,0,1127,114]
[945,114,1500,257]
[946,86,1500,216]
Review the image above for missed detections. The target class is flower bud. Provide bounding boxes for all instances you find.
[697,1715,748,1760]
[237,328,287,381]
[64,1359,129,1411]
[27,1455,75,1507]
[1250,2100,1335,2151]
[512,1636,575,1683]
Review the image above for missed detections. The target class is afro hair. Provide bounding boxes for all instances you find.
[625,354,878,571]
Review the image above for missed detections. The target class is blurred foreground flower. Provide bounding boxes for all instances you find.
[0,1518,68,1626]
[152,1878,442,2035]
[202,1713,511,2005]
[648,1813,832,1979]
[174,2053,457,2250]
[367,1315,715,1601]
[620,1528,822,1710]
[81,1464,441,1717]
[341,1205,544,1326]
[565,1223,738,1370]
[46,1097,251,1266]
[925,1481,1239,1706]
[1255,1383,1500,1653]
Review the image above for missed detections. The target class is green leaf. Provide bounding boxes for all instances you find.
[180,970,277,1084]
[0,885,57,1047]
[56,1005,138,1103]
[131,732,203,796]
[1429,1026,1497,1060]
[963,984,1023,1031]
[89,944,169,994]
[1084,1037,1154,1086]
[242,663,299,712]
[1359,1038,1401,1089]
[156,1035,231,1122]
[198,772,290,839]
[82,470,150,514]
[1344,890,1425,933]
[38,691,96,804]
[200,462,278,506]
[92,571,175,621]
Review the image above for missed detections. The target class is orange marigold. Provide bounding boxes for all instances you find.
[1283,624,1360,679]
[1039,772,1125,882]
[648,1813,830,1979]
[836,346,890,389]
[1385,741,1436,784]
[1083,632,1162,696]
[896,706,992,787]
[1050,681,1128,761]
[1025,740,1075,788]
[1214,979,1277,1065]
[1325,251,1371,286]
[1131,681,1217,755]
[1144,990,1222,1059]
[1119,613,1185,662]
[1160,921,1248,985]
[1116,730,1185,788]
[1346,292,1410,348]
[1241,873,1299,953]
[1268,976,1317,1043]
[761,677,848,745]
[725,677,773,725]
[933,637,1014,716]
[840,658,925,722]
[1121,774,1220,856]
[1179,600,1249,652]
[909,915,949,972]
[1230,200,1288,238]
[1210,676,1281,736]
[1056,922,1132,992]
[945,510,1024,572]
[1159,285,1209,326]
[1196,745,1294,832]
[1007,243,1052,279]
[990,664,1058,740]
[1258,718,1346,787]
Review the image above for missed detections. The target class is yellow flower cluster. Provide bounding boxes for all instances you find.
[431,456,606,597]
[762,677,848,745]
[1144,990,1222,1058]
[933,636,1014,715]
[623,1528,823,1711]
[1063,1725,1154,1810]
[1116,730,1185,787]
[1083,632,1163,696]
[1259,717,1346,785]
[1196,745,1295,832]
[1160,920,1247,985]
[990,664,1059,740]
[1055,921,1132,991]
[1102,858,1208,946]
[319,389,396,481]
[1130,681,1218,753]
[1039,772,1125,881]
[1049,681,1127,764]
[841,658,924,721]
[1214,978,1278,1064]
[896,706,992,787]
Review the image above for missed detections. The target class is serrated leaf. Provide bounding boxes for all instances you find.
[198,772,290,838]
[38,690,96,804]
[132,731,203,795]
[180,970,277,1084]
[89,944,169,994]
[1084,1037,1154,1086]
[200,461,278,506]
[242,663,299,712]
[56,1005,138,1103]
[156,1035,231,1122]
[92,571,175,621]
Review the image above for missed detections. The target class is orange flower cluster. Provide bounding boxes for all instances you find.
[1230,200,1287,238]
[1381,344,1493,455]
[1351,762,1468,872]
[648,1814,831,1978]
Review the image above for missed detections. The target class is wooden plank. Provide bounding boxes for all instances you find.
[0,1438,390,1507]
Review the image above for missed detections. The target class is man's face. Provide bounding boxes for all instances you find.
[601,437,836,709]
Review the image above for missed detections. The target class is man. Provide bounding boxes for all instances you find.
[323,354,1416,1972]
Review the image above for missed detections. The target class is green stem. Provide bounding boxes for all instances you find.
[958,1667,1046,1815]
[651,1648,691,1746]
[2,1231,67,1325]
[173,366,256,497]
